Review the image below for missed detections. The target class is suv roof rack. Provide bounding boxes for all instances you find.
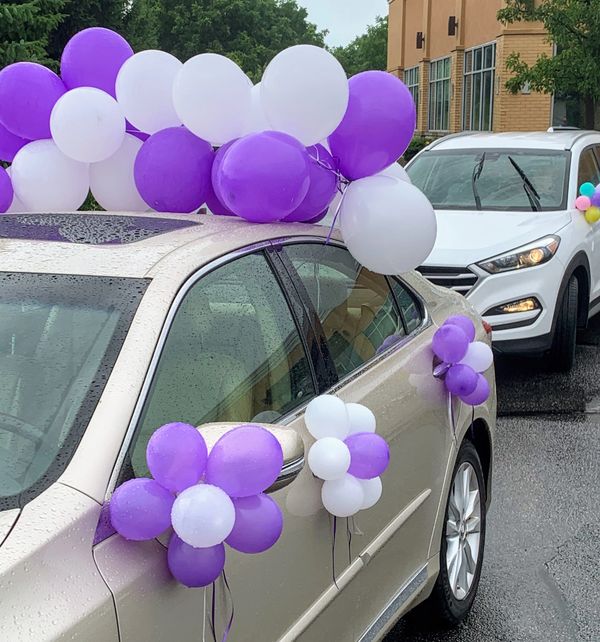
[426,131,479,151]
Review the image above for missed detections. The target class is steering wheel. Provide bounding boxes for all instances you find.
[0,412,44,445]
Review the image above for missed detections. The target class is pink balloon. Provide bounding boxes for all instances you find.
[576,195,591,211]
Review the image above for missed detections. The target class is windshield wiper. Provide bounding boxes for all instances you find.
[508,156,541,212]
[471,153,486,211]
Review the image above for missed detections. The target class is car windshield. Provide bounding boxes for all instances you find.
[407,149,570,211]
[0,273,147,511]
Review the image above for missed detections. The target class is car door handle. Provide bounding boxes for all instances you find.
[198,422,305,492]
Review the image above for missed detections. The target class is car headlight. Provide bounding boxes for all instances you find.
[477,236,560,274]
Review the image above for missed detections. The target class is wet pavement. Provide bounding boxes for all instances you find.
[386,318,600,642]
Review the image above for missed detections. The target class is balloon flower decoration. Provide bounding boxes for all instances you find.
[110,422,284,589]
[304,395,390,518]
[432,316,493,407]
[575,182,600,225]
[0,26,437,277]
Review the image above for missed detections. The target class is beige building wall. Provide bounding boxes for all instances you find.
[387,0,553,135]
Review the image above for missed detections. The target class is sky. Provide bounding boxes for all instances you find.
[296,0,389,47]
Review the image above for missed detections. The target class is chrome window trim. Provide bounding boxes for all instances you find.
[105,235,431,499]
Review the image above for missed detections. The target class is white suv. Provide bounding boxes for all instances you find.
[407,130,600,370]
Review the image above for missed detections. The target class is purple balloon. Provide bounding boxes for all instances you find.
[211,139,238,208]
[328,71,416,181]
[167,535,225,588]
[135,127,213,213]
[225,494,283,554]
[0,122,28,162]
[345,432,390,480]
[591,190,600,207]
[61,27,133,97]
[206,148,236,216]
[146,422,208,494]
[0,168,13,214]
[283,144,338,222]
[126,122,149,142]
[215,131,311,223]
[205,425,284,498]
[460,374,491,406]
[445,364,478,397]
[110,478,174,541]
[432,325,470,364]
[443,315,476,343]
[305,209,330,225]
[0,63,66,140]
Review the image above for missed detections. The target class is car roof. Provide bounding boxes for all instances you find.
[428,130,600,151]
[0,211,335,279]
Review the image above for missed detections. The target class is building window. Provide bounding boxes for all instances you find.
[429,58,451,132]
[463,43,496,131]
[404,66,419,113]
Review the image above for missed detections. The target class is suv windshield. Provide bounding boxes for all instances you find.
[407,149,570,211]
[0,273,147,511]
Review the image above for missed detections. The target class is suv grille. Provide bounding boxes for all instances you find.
[416,266,478,296]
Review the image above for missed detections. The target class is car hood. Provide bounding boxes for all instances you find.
[424,209,572,267]
[0,509,19,546]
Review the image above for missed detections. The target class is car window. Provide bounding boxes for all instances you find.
[283,243,406,380]
[390,278,424,334]
[579,147,600,186]
[129,251,315,478]
[408,149,569,211]
[0,273,147,511]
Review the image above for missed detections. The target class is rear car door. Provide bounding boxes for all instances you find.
[279,241,455,639]
[577,146,600,302]
[93,246,364,642]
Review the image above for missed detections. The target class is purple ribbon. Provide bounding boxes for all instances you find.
[209,572,235,642]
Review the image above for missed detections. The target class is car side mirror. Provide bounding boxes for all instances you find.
[198,423,305,492]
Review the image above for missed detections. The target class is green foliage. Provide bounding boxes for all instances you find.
[498,0,600,125]
[124,0,162,52]
[158,0,326,82]
[402,135,431,163]
[331,16,388,77]
[0,0,65,67]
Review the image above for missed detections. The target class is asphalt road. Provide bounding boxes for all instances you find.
[386,318,600,642]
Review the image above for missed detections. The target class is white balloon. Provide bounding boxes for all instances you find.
[340,175,437,275]
[242,83,270,135]
[5,167,27,213]
[346,403,377,435]
[173,53,252,145]
[321,474,365,518]
[50,87,125,163]
[261,45,349,145]
[304,395,350,440]
[379,162,411,183]
[308,437,351,481]
[360,477,383,510]
[460,341,494,373]
[116,50,182,135]
[171,484,235,549]
[11,140,89,212]
[90,134,147,212]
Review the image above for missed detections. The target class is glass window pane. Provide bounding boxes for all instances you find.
[482,70,493,130]
[132,252,315,476]
[463,74,472,129]
[474,48,483,71]
[473,73,482,130]
[578,148,600,185]
[285,244,406,380]
[484,45,494,69]
[390,280,423,334]
[444,58,450,78]
[465,50,472,73]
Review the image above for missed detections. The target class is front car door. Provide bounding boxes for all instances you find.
[278,241,455,639]
[93,245,364,642]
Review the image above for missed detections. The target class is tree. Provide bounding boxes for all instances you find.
[0,0,65,68]
[498,0,600,128]
[47,0,129,61]
[123,0,162,52]
[158,0,326,82]
[331,15,388,77]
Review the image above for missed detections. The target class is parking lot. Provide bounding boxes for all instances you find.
[387,318,600,642]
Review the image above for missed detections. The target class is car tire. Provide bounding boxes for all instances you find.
[410,440,487,629]
[549,275,578,372]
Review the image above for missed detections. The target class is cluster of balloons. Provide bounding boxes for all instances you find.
[0,26,437,276]
[110,422,284,588]
[432,316,493,406]
[575,182,600,224]
[305,395,390,518]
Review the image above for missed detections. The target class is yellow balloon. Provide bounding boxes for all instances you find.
[585,207,600,224]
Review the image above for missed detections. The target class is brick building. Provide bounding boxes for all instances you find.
[387,0,560,135]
